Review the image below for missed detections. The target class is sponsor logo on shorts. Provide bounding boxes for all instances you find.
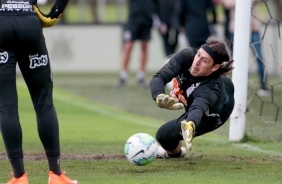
[0,51,8,64]
[29,54,48,69]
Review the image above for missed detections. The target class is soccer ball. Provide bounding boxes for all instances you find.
[124,133,158,166]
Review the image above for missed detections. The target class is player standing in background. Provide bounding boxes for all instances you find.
[149,37,235,158]
[0,0,79,183]
[152,0,183,90]
[153,0,181,59]
[175,0,217,49]
[117,0,154,88]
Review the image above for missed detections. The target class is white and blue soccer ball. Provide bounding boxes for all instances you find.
[124,133,158,166]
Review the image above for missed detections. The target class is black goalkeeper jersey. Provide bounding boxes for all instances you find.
[150,47,235,125]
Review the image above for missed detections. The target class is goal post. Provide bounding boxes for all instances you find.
[229,0,252,141]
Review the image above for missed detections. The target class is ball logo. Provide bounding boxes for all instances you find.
[0,51,8,64]
[131,149,145,159]
[29,54,48,69]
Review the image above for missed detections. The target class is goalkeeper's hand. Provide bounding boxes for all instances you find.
[33,5,62,28]
[156,94,184,110]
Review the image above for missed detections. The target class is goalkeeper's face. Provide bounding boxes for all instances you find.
[190,48,220,77]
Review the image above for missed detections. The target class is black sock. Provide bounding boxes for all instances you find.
[10,158,25,178]
[168,150,182,158]
[47,156,62,175]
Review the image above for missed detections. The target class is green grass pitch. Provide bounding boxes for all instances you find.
[0,76,282,183]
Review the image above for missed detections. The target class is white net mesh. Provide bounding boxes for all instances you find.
[246,0,282,141]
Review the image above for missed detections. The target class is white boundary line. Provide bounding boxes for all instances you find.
[199,137,282,157]
[233,143,282,157]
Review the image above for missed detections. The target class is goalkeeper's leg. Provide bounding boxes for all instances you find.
[156,119,187,158]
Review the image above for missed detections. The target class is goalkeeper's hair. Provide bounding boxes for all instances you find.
[205,37,234,76]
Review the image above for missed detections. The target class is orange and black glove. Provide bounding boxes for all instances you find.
[172,78,187,106]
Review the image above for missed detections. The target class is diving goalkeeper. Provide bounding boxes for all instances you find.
[149,37,235,158]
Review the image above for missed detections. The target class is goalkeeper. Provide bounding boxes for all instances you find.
[150,37,235,158]
[0,0,79,183]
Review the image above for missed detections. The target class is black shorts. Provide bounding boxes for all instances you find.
[123,22,151,42]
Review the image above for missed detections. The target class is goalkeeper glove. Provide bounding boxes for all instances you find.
[181,120,195,151]
[156,94,184,110]
[33,5,62,28]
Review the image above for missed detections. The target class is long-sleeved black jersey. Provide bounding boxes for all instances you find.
[150,47,235,125]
